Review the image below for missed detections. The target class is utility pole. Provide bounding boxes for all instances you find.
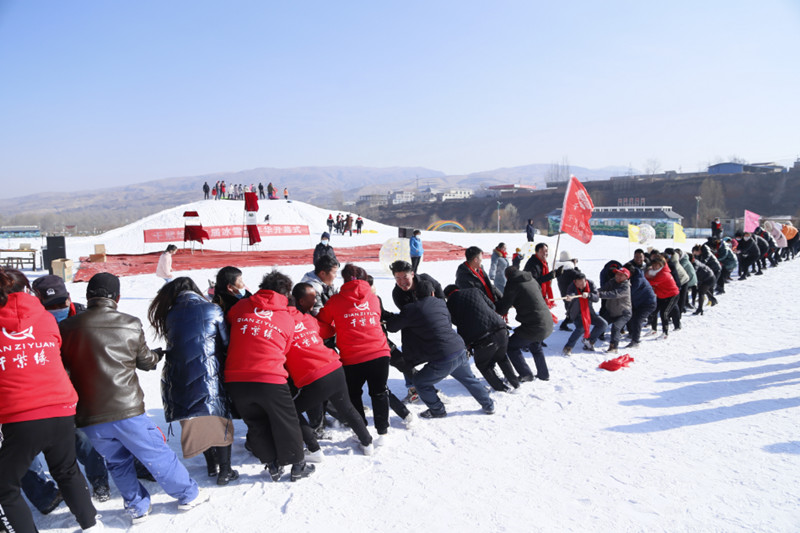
[497,201,502,233]
[695,196,702,232]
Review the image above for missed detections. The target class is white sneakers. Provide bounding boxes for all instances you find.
[402,413,417,428]
[304,448,324,463]
[360,442,375,455]
[178,488,210,511]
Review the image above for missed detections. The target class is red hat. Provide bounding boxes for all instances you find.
[613,267,631,279]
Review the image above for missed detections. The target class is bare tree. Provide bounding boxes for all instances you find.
[699,177,728,222]
[644,158,661,176]
[546,156,571,183]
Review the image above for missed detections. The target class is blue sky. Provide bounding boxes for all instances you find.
[1,1,798,198]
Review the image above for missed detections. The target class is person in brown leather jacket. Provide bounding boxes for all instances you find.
[59,273,207,524]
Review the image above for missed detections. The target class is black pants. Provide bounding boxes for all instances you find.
[227,381,304,466]
[411,256,421,273]
[294,367,373,447]
[471,329,519,390]
[677,283,689,314]
[0,416,97,533]
[607,311,633,344]
[696,280,717,311]
[343,357,390,435]
[627,301,656,343]
[649,295,679,335]
[739,255,757,277]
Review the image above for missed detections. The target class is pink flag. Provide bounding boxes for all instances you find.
[744,210,760,233]
[560,176,594,243]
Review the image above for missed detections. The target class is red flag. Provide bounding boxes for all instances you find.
[244,192,261,244]
[560,176,594,243]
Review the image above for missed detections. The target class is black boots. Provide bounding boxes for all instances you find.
[203,448,218,477]
[290,461,315,482]
[215,445,239,486]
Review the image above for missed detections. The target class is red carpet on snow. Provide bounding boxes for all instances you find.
[73,241,467,281]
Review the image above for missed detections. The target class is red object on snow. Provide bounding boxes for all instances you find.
[598,354,634,371]
[560,176,594,244]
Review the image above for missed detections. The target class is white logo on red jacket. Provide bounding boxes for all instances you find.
[354,302,370,311]
[254,308,273,320]
[294,321,307,333]
[2,326,35,341]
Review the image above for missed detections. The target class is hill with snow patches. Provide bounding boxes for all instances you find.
[22,199,800,533]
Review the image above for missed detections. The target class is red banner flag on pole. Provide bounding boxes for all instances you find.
[244,192,261,245]
[559,176,594,243]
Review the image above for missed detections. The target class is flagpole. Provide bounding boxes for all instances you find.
[550,232,562,272]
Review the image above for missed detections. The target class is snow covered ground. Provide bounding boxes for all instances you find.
[22,200,800,532]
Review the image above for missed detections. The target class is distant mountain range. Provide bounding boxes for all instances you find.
[0,164,632,232]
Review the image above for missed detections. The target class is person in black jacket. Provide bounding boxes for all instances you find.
[734,232,759,279]
[313,232,337,265]
[454,246,501,302]
[555,251,582,331]
[689,255,717,314]
[389,260,444,310]
[444,285,519,391]
[384,281,495,418]
[752,233,769,272]
[526,219,536,242]
[523,243,564,315]
[495,267,554,381]
[622,262,657,348]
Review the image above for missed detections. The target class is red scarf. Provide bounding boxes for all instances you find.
[496,248,507,258]
[536,256,555,309]
[466,262,495,302]
[576,282,591,339]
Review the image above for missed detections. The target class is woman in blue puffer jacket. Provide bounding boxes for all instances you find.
[148,277,238,485]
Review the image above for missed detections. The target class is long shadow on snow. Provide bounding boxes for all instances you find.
[699,347,800,365]
[606,396,800,433]
[657,361,800,384]
[620,370,800,409]
[763,441,800,455]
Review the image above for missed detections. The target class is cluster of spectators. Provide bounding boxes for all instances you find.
[203,181,289,201]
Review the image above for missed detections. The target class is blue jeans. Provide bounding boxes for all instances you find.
[20,454,59,513]
[75,429,108,489]
[412,350,493,415]
[82,414,198,518]
[565,314,608,349]
[507,333,550,380]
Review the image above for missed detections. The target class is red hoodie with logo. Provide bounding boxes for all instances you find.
[224,290,294,384]
[0,292,78,423]
[316,280,390,366]
[284,308,342,388]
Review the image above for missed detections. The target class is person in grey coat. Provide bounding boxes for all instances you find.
[488,242,510,295]
[597,267,633,353]
[562,273,607,354]
[676,248,697,311]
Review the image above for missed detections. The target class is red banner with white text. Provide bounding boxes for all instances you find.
[144,224,309,243]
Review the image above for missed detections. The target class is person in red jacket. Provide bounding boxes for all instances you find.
[285,306,374,456]
[316,264,392,437]
[224,270,314,482]
[0,268,100,532]
[645,254,681,339]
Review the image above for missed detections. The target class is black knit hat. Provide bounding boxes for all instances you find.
[86,272,120,300]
